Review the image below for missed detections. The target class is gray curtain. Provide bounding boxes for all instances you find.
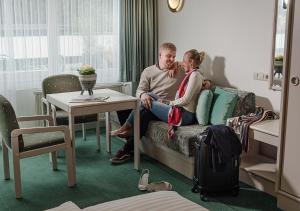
[119,0,158,91]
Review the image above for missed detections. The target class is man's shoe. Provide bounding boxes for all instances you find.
[110,148,131,164]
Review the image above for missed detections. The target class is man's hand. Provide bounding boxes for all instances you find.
[167,62,181,78]
[141,93,153,109]
[203,80,213,90]
[167,69,177,78]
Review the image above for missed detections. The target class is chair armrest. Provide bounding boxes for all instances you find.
[17,115,54,126]
[11,126,72,151]
[41,97,50,114]
[11,125,69,136]
[50,104,58,125]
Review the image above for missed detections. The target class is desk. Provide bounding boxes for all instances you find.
[250,119,279,146]
[47,89,140,181]
[240,119,280,196]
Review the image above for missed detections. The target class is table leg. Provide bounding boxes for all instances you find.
[105,112,111,153]
[134,100,140,170]
[96,113,100,151]
[68,113,76,182]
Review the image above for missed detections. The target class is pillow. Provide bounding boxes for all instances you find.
[196,90,213,125]
[210,87,238,125]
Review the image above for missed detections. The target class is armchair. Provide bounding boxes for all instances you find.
[41,74,101,151]
[0,95,75,198]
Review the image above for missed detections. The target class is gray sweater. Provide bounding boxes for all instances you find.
[136,64,185,101]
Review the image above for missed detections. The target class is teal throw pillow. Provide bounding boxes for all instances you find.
[210,87,238,125]
[196,90,213,125]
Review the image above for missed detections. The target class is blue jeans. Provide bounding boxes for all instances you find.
[149,101,196,126]
[122,93,196,151]
[127,93,196,126]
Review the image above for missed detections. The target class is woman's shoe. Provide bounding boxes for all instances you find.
[111,122,131,137]
[111,129,122,137]
[146,181,172,192]
[117,130,132,139]
[138,169,150,191]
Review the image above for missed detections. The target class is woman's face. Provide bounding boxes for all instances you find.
[182,55,192,73]
[159,49,176,69]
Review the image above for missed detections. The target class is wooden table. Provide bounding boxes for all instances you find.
[47,89,140,181]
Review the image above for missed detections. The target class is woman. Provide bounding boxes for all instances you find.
[112,49,205,138]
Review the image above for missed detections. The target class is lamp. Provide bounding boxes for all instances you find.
[167,0,184,13]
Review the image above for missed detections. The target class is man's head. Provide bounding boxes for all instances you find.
[158,42,176,70]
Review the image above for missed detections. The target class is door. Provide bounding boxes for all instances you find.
[280,0,300,197]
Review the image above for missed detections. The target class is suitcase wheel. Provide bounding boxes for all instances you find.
[200,194,208,201]
[191,186,199,193]
[200,191,209,201]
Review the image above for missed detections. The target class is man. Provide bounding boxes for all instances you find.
[111,42,185,164]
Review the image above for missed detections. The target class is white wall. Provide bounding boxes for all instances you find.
[158,0,281,112]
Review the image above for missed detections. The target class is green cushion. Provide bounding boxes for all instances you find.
[196,90,213,125]
[210,87,238,125]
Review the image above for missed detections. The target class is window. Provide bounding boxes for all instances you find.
[0,0,119,90]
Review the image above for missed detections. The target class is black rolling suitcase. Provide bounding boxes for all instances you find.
[192,125,241,200]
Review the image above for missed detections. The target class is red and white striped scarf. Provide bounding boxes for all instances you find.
[168,70,195,139]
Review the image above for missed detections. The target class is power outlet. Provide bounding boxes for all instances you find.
[254,72,269,81]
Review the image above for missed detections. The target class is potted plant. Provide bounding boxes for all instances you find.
[274,55,283,78]
[78,64,97,95]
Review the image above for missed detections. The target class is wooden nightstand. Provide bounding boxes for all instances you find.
[239,119,280,197]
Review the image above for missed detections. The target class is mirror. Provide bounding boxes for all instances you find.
[270,0,289,90]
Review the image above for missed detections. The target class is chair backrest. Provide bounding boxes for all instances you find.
[0,95,24,149]
[42,74,82,98]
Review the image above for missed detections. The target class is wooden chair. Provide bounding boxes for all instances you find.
[41,74,101,151]
[0,95,75,198]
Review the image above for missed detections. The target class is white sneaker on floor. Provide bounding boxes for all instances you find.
[146,181,173,192]
[138,169,150,191]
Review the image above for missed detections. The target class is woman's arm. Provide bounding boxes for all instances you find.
[169,72,203,106]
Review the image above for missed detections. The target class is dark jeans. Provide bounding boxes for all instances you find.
[116,108,159,151]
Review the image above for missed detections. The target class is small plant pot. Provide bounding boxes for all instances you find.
[79,74,97,95]
[274,61,283,78]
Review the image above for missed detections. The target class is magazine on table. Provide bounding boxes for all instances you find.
[69,95,109,103]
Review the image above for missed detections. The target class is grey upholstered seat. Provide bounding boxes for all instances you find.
[0,95,75,198]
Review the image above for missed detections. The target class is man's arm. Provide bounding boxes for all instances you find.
[167,61,183,78]
[135,69,153,109]
[136,70,150,99]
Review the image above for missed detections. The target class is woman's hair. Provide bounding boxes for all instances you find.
[159,42,177,52]
[184,49,205,68]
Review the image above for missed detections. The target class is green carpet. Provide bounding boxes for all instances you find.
[0,129,280,211]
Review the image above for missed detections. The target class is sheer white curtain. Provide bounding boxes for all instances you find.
[0,0,119,106]
[275,0,288,56]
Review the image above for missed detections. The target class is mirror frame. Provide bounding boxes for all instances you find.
[270,0,292,90]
